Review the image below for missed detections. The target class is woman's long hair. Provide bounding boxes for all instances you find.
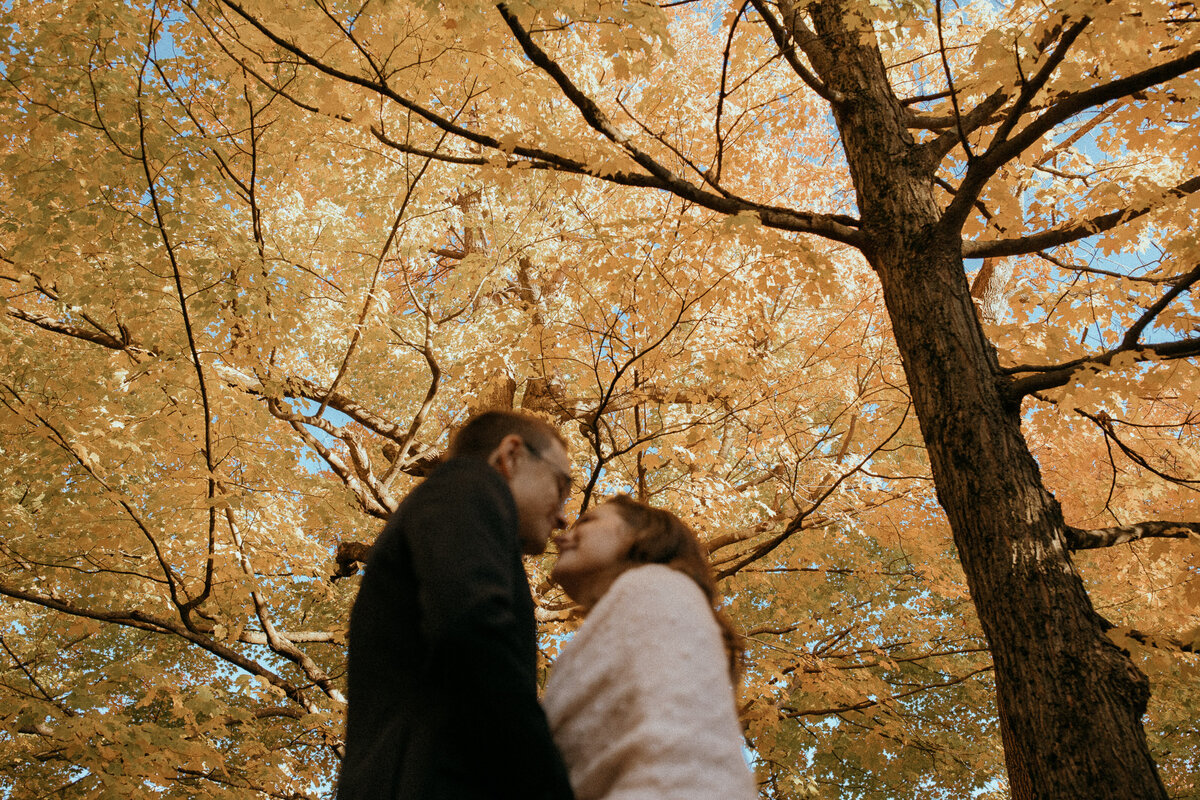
[606,494,743,679]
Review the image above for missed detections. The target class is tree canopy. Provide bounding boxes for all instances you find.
[1,0,1198,797]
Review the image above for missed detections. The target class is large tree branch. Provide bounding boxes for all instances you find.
[374,120,864,237]
[265,397,392,518]
[4,306,154,358]
[988,19,1093,159]
[1119,262,1200,348]
[965,174,1200,258]
[941,17,1092,228]
[221,503,346,708]
[1066,521,1197,550]
[214,365,402,443]
[1106,625,1199,655]
[919,89,1008,162]
[1005,337,1200,400]
[748,0,844,104]
[1003,258,1200,382]
[495,4,651,158]
[908,10,1103,138]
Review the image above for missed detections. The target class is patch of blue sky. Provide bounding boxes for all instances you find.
[287,397,355,474]
[0,2,16,79]
[150,6,187,62]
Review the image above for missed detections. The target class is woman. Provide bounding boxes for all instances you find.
[543,495,757,800]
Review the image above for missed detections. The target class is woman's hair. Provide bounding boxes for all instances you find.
[605,494,743,679]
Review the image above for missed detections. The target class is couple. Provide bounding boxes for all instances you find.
[335,411,756,800]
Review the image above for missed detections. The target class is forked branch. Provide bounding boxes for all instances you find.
[945,37,1200,234]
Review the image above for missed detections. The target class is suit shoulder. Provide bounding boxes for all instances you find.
[380,456,518,547]
[398,457,509,512]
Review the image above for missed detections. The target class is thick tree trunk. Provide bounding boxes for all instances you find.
[808,3,1168,796]
[876,237,1166,800]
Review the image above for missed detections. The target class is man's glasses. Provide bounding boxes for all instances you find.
[524,442,574,505]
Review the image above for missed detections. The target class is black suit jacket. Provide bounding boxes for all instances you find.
[335,456,574,800]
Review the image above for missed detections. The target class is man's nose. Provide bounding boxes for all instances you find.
[552,510,569,530]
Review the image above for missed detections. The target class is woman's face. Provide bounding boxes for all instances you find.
[551,502,634,598]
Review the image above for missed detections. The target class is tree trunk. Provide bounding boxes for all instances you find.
[808,3,1168,796]
[877,236,1165,800]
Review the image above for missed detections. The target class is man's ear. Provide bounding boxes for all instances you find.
[487,434,525,480]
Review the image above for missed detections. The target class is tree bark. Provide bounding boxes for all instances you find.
[970,256,1015,323]
[808,2,1168,796]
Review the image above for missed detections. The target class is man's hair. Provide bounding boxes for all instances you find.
[447,410,566,460]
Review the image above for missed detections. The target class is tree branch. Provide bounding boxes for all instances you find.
[0,579,317,713]
[782,665,993,718]
[965,174,1200,258]
[933,0,974,161]
[919,89,1008,162]
[312,99,453,423]
[380,315,441,492]
[1078,407,1200,488]
[495,3,862,243]
[221,503,346,708]
[1034,250,1179,284]
[715,404,912,579]
[0,384,191,615]
[135,29,221,624]
[265,397,392,518]
[4,307,154,359]
[1119,262,1200,348]
[749,0,844,104]
[1004,337,1200,400]
[213,1,861,241]
[945,41,1200,234]
[989,19,1093,158]
[1066,521,1197,550]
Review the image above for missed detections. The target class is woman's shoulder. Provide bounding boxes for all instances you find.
[602,563,710,617]
[613,562,693,588]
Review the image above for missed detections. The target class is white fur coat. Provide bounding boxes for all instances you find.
[543,564,757,800]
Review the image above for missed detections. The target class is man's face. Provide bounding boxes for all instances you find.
[508,438,572,555]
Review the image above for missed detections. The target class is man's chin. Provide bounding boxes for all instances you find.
[519,531,551,555]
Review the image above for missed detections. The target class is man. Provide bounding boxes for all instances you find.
[335,411,576,800]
